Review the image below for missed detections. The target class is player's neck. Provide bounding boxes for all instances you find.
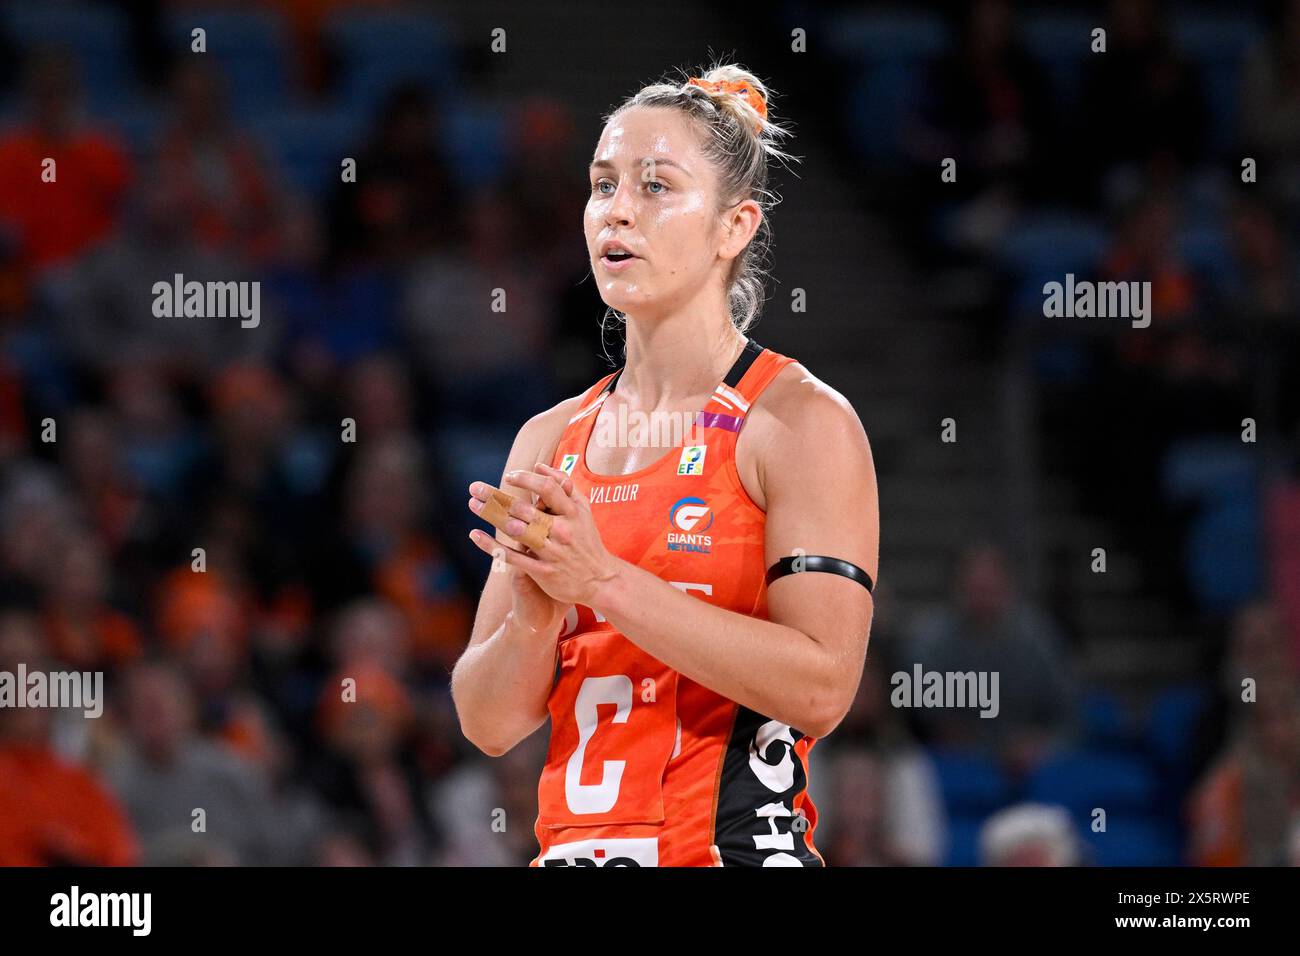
[619,311,745,409]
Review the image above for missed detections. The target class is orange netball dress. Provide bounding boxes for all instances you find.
[532,338,825,867]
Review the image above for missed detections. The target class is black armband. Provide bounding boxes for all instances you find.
[765,555,874,594]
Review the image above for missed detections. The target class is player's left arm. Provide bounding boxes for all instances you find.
[748,377,878,738]
[751,373,879,727]
[591,372,878,738]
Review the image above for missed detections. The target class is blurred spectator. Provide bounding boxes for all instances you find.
[1187,674,1300,865]
[58,408,149,561]
[152,58,282,266]
[266,198,399,376]
[905,542,1079,772]
[1241,0,1300,214]
[812,655,948,866]
[500,95,585,285]
[1101,192,1252,434]
[1226,194,1300,322]
[310,660,440,865]
[1222,601,1299,695]
[402,189,557,423]
[1188,601,1300,776]
[979,803,1080,866]
[196,363,313,540]
[0,606,139,866]
[103,359,207,499]
[429,727,546,866]
[1102,193,1201,327]
[326,82,461,268]
[330,598,413,681]
[0,347,27,464]
[40,535,143,670]
[0,51,130,272]
[105,660,287,865]
[308,432,470,673]
[914,0,1056,253]
[0,462,81,596]
[48,178,278,379]
[1079,0,1208,200]
[269,0,398,94]
[155,541,290,776]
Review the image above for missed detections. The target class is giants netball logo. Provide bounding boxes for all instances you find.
[667,497,713,554]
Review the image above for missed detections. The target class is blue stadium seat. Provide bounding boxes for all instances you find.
[843,64,926,162]
[0,94,21,130]
[2,3,132,111]
[1173,13,1263,61]
[944,814,985,867]
[1082,817,1182,866]
[824,10,950,162]
[996,212,1110,313]
[1162,438,1256,503]
[1145,682,1210,770]
[931,749,1012,816]
[1177,219,1238,298]
[1025,750,1157,815]
[999,212,1110,277]
[252,108,366,199]
[1187,488,1261,612]
[1172,13,1264,155]
[823,9,950,61]
[164,9,293,121]
[99,96,163,160]
[1082,688,1138,750]
[1162,439,1261,611]
[326,11,458,114]
[1021,14,1095,106]
[443,101,509,191]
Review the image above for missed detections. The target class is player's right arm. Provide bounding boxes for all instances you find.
[450,397,581,757]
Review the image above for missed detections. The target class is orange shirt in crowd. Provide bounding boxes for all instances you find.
[43,607,144,670]
[0,744,139,867]
[374,535,471,670]
[0,127,130,269]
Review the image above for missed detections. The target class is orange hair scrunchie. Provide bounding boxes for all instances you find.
[686,77,768,133]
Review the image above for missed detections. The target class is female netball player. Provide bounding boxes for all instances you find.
[451,63,879,867]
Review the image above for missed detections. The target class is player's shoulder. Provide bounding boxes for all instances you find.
[513,376,611,465]
[751,358,867,446]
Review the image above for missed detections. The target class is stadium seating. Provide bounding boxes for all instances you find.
[1172,12,1263,156]
[1021,13,1095,106]
[931,748,1012,815]
[1163,440,1262,611]
[252,107,365,200]
[1025,749,1157,815]
[822,9,950,162]
[325,10,458,114]
[2,2,132,112]
[163,8,293,120]
[1081,816,1182,865]
[996,211,1111,314]
[1145,682,1211,771]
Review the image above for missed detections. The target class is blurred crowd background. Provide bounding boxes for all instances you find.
[0,0,1297,867]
